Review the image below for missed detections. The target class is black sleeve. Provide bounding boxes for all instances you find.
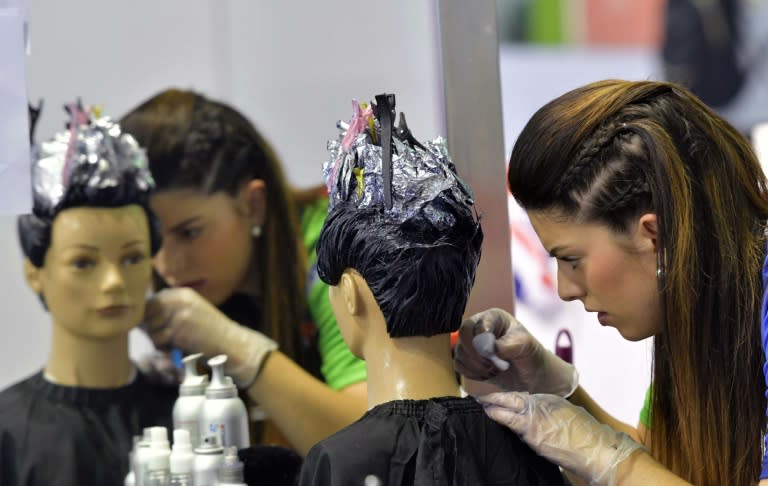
[297,443,332,486]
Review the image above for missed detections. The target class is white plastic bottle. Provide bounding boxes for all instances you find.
[199,355,250,448]
[194,435,224,486]
[169,429,195,486]
[217,446,247,486]
[134,427,154,486]
[124,434,144,486]
[173,353,208,448]
[140,427,171,486]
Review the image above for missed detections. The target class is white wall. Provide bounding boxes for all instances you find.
[0,0,443,389]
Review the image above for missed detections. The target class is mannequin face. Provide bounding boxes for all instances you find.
[150,182,265,305]
[25,205,152,340]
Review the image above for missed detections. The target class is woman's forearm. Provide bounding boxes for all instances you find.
[246,351,367,456]
[613,449,692,486]
[567,386,642,442]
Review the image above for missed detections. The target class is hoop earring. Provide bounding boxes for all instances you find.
[251,224,262,238]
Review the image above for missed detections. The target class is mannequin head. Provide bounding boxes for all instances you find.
[18,111,160,338]
[316,96,483,340]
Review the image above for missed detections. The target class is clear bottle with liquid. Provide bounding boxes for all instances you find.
[145,452,171,486]
[217,446,246,486]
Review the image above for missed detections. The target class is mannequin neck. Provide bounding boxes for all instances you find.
[46,324,133,388]
[362,329,460,409]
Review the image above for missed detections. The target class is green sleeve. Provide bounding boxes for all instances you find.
[301,197,367,390]
[639,384,653,428]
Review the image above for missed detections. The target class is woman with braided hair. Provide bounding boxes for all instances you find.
[454,80,768,485]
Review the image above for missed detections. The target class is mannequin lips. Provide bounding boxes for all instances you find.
[597,312,610,326]
[97,305,132,318]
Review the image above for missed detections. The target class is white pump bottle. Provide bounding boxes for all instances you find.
[199,354,250,448]
[172,353,208,448]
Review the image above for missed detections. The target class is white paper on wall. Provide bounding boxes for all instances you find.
[0,9,31,215]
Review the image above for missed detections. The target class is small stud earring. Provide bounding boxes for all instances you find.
[251,224,262,238]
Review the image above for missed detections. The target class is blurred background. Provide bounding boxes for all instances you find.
[1,0,767,427]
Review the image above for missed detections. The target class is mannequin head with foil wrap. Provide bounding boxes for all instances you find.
[17,106,160,337]
[316,94,483,341]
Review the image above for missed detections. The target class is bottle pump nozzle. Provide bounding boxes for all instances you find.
[179,353,208,396]
[206,354,237,399]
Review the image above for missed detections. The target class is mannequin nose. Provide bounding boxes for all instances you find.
[101,263,126,292]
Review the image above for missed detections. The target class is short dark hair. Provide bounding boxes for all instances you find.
[317,197,482,338]
[18,117,161,268]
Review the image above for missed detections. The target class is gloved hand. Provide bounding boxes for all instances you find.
[143,287,277,388]
[454,308,578,397]
[480,392,644,486]
[136,349,182,386]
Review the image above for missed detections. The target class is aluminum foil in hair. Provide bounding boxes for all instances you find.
[324,105,475,231]
[31,116,154,217]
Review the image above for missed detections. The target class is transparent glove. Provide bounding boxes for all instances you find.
[136,349,182,386]
[480,392,643,486]
[454,308,578,397]
[143,287,277,388]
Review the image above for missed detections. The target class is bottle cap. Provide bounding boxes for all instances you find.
[170,429,194,474]
[150,426,170,450]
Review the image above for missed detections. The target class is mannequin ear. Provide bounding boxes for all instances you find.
[23,259,43,294]
[338,270,362,316]
[245,179,267,226]
[636,213,659,251]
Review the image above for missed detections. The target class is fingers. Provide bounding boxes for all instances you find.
[454,351,499,381]
[478,391,531,434]
[143,291,180,349]
[478,391,529,411]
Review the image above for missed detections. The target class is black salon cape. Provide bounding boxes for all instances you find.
[298,396,565,486]
[0,370,177,486]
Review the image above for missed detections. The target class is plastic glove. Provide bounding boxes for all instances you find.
[136,349,182,386]
[454,308,578,397]
[143,287,277,388]
[480,392,643,486]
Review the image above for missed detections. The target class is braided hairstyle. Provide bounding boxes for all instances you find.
[508,80,768,485]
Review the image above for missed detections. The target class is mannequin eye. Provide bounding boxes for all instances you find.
[123,252,146,266]
[70,257,95,270]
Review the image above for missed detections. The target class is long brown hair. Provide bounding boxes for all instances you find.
[508,79,768,485]
[120,89,306,363]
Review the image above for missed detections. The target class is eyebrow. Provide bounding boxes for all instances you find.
[169,216,203,233]
[122,240,146,249]
[65,240,147,251]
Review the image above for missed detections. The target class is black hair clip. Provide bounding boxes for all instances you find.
[28,98,43,145]
[374,93,396,210]
[394,112,426,151]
